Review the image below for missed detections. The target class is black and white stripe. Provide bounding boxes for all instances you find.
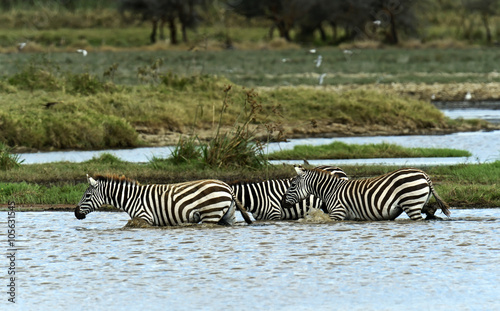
[75,175,252,226]
[231,166,348,220]
[282,166,450,221]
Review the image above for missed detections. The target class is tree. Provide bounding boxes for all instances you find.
[119,0,206,44]
[227,0,313,41]
[463,0,499,43]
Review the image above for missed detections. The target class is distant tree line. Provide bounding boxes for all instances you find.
[118,0,206,44]
[111,0,500,45]
[227,0,422,44]
[1,0,499,45]
[462,0,499,43]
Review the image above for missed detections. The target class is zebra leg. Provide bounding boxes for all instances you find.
[402,204,424,221]
[328,204,348,221]
[199,209,227,225]
[421,203,441,220]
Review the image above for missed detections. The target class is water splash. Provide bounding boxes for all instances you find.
[297,207,332,223]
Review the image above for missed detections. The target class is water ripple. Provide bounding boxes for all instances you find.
[1,209,499,311]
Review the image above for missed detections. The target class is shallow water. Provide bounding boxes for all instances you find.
[2,209,499,310]
[441,108,500,124]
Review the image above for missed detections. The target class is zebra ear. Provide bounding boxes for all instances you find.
[294,165,306,175]
[87,174,97,187]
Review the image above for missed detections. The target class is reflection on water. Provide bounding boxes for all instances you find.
[3,209,499,311]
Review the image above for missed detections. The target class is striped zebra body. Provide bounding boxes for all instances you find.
[75,175,252,226]
[231,166,348,221]
[282,166,450,221]
[231,179,323,220]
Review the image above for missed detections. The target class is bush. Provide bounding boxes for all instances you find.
[68,72,103,95]
[167,86,273,169]
[8,58,60,91]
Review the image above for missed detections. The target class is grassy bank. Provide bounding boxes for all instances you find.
[1,159,499,209]
[2,58,490,151]
[267,142,471,160]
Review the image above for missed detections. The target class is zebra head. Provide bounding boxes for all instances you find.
[75,175,105,220]
[281,166,311,209]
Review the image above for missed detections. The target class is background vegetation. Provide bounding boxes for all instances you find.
[0,0,499,50]
[1,0,499,210]
[0,49,495,151]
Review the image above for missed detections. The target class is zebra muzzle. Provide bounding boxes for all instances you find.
[74,206,86,220]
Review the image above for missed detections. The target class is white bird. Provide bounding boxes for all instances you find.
[282,58,290,63]
[465,91,472,101]
[343,49,353,55]
[318,73,326,85]
[373,20,382,26]
[431,94,436,100]
[314,55,322,68]
[17,42,26,51]
[309,49,317,54]
[76,49,88,56]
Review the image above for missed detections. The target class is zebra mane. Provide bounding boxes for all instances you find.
[228,178,292,186]
[310,167,335,176]
[94,174,141,185]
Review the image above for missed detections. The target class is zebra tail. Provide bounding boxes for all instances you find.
[234,196,253,224]
[430,184,451,217]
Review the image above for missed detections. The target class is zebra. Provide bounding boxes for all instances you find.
[74,175,253,226]
[281,166,450,221]
[230,165,348,221]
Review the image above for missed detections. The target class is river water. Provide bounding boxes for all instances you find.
[2,209,499,310]
[16,129,500,166]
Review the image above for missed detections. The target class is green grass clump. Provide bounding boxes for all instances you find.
[0,109,138,150]
[85,153,124,165]
[169,136,203,166]
[0,181,88,205]
[268,142,472,160]
[0,143,24,170]
[7,57,61,91]
[262,88,448,129]
[6,56,117,94]
[431,161,500,185]
[68,72,116,95]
